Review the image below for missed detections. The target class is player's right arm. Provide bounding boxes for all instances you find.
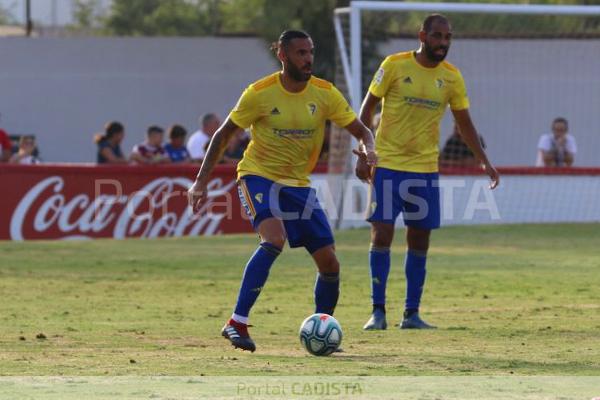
[188,85,259,213]
[188,118,243,213]
[353,93,383,182]
[359,92,382,131]
[354,57,392,181]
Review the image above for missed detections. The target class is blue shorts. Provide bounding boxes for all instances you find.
[238,175,334,253]
[367,167,441,230]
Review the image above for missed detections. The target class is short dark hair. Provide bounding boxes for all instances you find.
[552,117,568,128]
[271,30,311,52]
[168,124,187,140]
[147,125,164,136]
[422,14,449,33]
[201,113,217,127]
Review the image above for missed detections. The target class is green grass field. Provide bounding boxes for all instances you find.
[1,224,599,376]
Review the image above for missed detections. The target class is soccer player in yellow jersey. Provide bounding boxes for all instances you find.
[188,30,376,352]
[357,15,499,330]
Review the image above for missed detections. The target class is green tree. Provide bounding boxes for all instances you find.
[105,0,210,36]
[72,0,104,30]
[0,4,16,25]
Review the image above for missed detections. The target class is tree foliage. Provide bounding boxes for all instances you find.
[92,0,600,81]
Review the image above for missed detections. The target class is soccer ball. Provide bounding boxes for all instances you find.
[299,313,342,356]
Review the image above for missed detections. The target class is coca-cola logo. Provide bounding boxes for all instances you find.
[10,176,237,240]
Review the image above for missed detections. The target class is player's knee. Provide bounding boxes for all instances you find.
[319,256,339,274]
[328,257,340,274]
[371,226,394,248]
[269,235,286,250]
[261,232,286,250]
[407,228,430,253]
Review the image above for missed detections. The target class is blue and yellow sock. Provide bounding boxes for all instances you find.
[369,246,391,311]
[314,272,339,316]
[404,249,427,313]
[232,242,281,323]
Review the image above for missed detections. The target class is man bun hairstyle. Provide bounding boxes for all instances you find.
[271,29,311,53]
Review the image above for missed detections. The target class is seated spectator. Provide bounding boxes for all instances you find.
[536,117,576,167]
[130,125,170,165]
[164,125,191,163]
[9,135,40,164]
[223,130,250,163]
[0,127,11,162]
[95,121,127,164]
[187,113,220,163]
[439,124,486,168]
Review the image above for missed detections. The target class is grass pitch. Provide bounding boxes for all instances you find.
[0,224,599,376]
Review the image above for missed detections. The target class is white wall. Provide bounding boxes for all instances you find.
[0,37,277,162]
[312,174,600,228]
[1,36,598,165]
[379,39,600,167]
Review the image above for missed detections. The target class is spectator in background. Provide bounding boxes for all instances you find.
[165,124,191,163]
[130,125,170,165]
[439,123,486,168]
[536,117,576,167]
[0,127,11,162]
[9,135,40,164]
[95,121,127,164]
[187,113,220,162]
[223,130,250,163]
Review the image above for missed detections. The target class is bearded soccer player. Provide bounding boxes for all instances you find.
[357,15,499,330]
[188,30,377,352]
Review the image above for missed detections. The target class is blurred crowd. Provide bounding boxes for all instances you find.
[0,114,577,168]
[94,113,250,165]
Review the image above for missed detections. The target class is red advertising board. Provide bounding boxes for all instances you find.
[1,164,253,240]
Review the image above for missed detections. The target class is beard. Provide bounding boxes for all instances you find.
[286,60,312,82]
[423,41,449,62]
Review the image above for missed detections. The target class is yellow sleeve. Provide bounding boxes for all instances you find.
[228,86,261,129]
[449,70,470,111]
[328,86,357,128]
[368,56,394,98]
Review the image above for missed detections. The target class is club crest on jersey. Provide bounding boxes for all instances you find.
[254,193,263,204]
[270,107,280,115]
[435,78,444,89]
[307,103,317,116]
[403,76,412,84]
[374,68,384,85]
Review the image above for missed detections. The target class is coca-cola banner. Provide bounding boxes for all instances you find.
[1,164,253,240]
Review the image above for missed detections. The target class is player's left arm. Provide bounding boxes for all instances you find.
[452,108,500,189]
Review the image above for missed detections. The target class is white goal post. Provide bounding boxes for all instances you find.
[327,2,600,230]
[334,1,600,112]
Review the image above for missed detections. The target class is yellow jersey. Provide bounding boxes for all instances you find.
[230,72,356,187]
[368,51,470,173]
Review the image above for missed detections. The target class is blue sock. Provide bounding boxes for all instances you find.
[233,242,281,319]
[369,246,391,307]
[404,249,427,311]
[314,272,339,316]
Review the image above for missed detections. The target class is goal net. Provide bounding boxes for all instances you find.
[327,2,600,229]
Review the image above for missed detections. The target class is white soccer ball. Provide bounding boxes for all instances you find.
[299,313,342,356]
